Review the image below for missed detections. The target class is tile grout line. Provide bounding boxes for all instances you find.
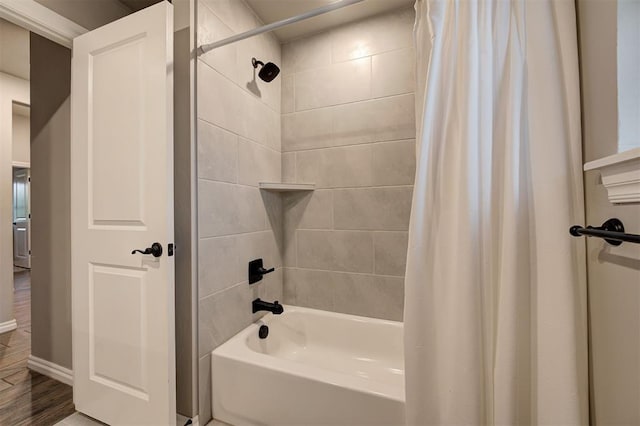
[197,116,281,155]
[286,266,405,280]
[199,266,286,302]
[281,91,414,116]
[282,137,417,154]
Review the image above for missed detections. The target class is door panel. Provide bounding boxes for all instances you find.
[90,35,145,226]
[71,2,175,425]
[91,264,147,394]
[12,167,30,269]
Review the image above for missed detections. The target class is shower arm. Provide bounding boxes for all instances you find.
[197,0,365,55]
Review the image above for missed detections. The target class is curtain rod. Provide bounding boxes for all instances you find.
[570,218,640,246]
[197,0,365,55]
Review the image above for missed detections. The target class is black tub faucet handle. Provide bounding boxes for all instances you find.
[248,258,275,284]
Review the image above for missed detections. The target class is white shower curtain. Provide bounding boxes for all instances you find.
[404,0,588,425]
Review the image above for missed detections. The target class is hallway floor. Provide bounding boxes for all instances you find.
[0,270,75,425]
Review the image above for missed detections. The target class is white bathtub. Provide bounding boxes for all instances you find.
[211,305,405,426]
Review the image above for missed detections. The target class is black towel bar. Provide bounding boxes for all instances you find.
[569,218,640,246]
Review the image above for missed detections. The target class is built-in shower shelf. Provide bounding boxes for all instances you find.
[259,183,315,192]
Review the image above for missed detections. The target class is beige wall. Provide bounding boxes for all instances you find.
[12,111,30,165]
[577,0,618,162]
[0,17,30,330]
[196,0,283,422]
[29,33,72,367]
[0,73,29,327]
[34,0,131,30]
[0,18,30,80]
[577,0,640,424]
[281,8,416,322]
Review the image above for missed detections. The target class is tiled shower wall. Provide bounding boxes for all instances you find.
[196,0,283,421]
[281,8,416,321]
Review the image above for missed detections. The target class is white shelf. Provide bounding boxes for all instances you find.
[584,147,640,204]
[259,182,315,192]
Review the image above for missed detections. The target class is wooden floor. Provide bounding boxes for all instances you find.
[0,270,75,426]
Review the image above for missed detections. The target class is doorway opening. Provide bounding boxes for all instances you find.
[0,18,76,425]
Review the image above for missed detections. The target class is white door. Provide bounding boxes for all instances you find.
[70,2,175,425]
[12,167,30,269]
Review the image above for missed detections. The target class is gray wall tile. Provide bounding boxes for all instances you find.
[282,152,296,183]
[331,100,377,147]
[197,120,237,183]
[371,94,416,142]
[330,7,414,63]
[201,0,261,33]
[374,232,409,276]
[284,268,404,321]
[199,236,239,299]
[282,268,335,311]
[283,222,297,268]
[260,267,284,303]
[333,187,413,231]
[297,230,374,273]
[235,186,268,234]
[238,138,281,187]
[284,190,333,230]
[197,61,243,134]
[333,274,404,321]
[372,48,416,98]
[294,57,371,111]
[198,181,265,237]
[199,283,252,357]
[198,5,236,81]
[372,140,416,186]
[261,189,284,235]
[296,145,373,188]
[280,8,416,323]
[281,74,295,114]
[282,108,332,151]
[283,267,297,305]
[197,1,284,424]
[198,180,235,238]
[282,32,332,75]
[236,230,282,271]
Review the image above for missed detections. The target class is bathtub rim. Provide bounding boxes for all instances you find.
[211,304,405,402]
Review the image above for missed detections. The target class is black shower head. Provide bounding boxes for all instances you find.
[252,57,280,82]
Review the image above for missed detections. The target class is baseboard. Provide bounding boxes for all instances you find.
[0,319,17,334]
[27,355,73,386]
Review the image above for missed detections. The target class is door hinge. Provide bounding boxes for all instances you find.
[29,250,31,255]
[168,243,175,257]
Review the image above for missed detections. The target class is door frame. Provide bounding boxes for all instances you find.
[0,0,87,47]
[0,3,196,424]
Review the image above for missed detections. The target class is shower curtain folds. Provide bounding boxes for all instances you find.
[404,0,589,424]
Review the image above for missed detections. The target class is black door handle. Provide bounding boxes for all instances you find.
[131,242,163,258]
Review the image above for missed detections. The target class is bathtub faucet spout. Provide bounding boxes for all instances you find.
[252,298,284,315]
